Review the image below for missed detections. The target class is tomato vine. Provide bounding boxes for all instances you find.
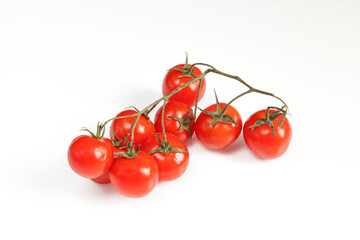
[101,54,289,157]
[68,54,292,198]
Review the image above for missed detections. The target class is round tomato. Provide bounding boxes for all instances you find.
[68,135,114,179]
[141,133,189,181]
[195,103,242,150]
[110,109,155,146]
[109,151,158,198]
[90,143,125,184]
[91,171,110,184]
[162,64,206,107]
[154,101,195,143]
[243,109,292,159]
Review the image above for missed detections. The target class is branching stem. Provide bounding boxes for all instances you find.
[101,59,289,150]
[161,99,167,142]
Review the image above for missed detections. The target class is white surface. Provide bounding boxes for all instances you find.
[1,0,359,239]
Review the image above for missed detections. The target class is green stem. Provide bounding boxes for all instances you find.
[130,114,141,145]
[184,52,189,70]
[207,67,289,113]
[161,99,167,142]
[103,114,139,126]
[193,78,204,121]
[191,63,216,70]
[129,69,210,143]
[101,61,289,150]
[220,90,252,115]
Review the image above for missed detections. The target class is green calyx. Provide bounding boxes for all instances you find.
[169,52,197,78]
[114,139,140,159]
[126,105,151,120]
[198,90,238,127]
[148,134,188,156]
[110,130,127,149]
[168,109,194,138]
[81,122,106,139]
[249,106,288,138]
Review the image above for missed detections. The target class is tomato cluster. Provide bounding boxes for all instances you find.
[67,57,292,198]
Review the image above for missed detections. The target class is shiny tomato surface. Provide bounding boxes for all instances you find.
[195,103,242,150]
[154,101,195,143]
[68,135,114,179]
[110,109,155,146]
[109,151,158,198]
[243,109,292,159]
[162,64,206,107]
[141,133,189,181]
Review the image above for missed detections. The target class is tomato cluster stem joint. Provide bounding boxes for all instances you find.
[168,109,194,138]
[198,90,239,127]
[148,134,188,155]
[249,106,288,138]
[102,54,289,148]
[80,122,106,139]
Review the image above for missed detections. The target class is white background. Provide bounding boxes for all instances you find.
[1,0,359,239]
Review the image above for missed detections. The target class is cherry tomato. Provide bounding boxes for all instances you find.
[154,101,195,143]
[68,135,114,179]
[243,109,292,159]
[109,151,158,198]
[91,171,110,184]
[141,133,189,181]
[162,64,206,107]
[90,143,125,184]
[195,103,242,150]
[110,109,155,146]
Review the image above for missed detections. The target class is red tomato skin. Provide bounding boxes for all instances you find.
[162,64,206,107]
[109,151,158,198]
[141,133,189,181]
[195,103,242,150]
[91,143,125,184]
[110,109,155,146]
[243,109,292,159]
[67,136,114,179]
[154,101,195,143]
[91,171,110,184]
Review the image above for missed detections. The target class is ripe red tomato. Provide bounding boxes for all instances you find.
[91,171,110,184]
[243,109,292,159]
[195,103,242,150]
[109,151,159,198]
[154,101,195,143]
[90,143,125,184]
[141,133,189,181]
[110,109,155,146]
[68,135,114,179]
[162,64,206,107]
